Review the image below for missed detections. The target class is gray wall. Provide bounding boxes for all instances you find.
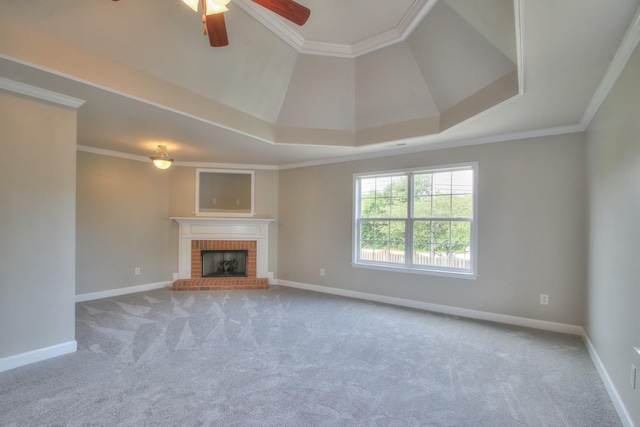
[278,133,587,326]
[586,42,640,425]
[76,160,280,296]
[76,152,174,295]
[0,92,77,358]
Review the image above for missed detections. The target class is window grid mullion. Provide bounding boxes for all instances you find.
[406,172,414,268]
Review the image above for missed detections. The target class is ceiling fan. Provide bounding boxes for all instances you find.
[112,0,310,47]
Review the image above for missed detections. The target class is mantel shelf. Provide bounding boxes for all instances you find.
[171,217,275,225]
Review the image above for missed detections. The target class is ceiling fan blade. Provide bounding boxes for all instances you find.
[251,0,310,26]
[205,13,229,47]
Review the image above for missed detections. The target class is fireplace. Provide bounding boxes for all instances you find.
[190,240,258,278]
[201,250,248,277]
[171,217,274,291]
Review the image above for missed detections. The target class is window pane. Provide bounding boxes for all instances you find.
[413,173,432,217]
[413,173,433,196]
[413,220,433,266]
[359,175,407,218]
[390,197,407,217]
[359,177,378,218]
[412,220,471,270]
[413,221,430,261]
[414,195,432,218]
[452,194,472,218]
[431,221,450,248]
[433,172,452,194]
[451,170,473,194]
[359,220,405,264]
[432,194,452,217]
[389,221,406,252]
[451,221,471,257]
[360,220,376,243]
[389,175,408,218]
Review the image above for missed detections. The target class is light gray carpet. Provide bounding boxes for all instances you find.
[0,286,621,426]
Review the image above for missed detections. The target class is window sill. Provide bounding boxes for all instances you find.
[352,261,477,280]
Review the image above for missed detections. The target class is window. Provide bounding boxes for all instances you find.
[353,163,477,278]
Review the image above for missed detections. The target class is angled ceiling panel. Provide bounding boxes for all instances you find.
[276,55,356,131]
[408,1,516,113]
[355,42,439,130]
[443,0,517,63]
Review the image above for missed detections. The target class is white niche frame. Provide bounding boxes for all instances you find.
[195,168,255,217]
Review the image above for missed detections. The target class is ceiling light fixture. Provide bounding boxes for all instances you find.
[114,0,309,48]
[150,145,174,170]
[180,0,309,47]
[181,0,232,46]
[182,0,230,15]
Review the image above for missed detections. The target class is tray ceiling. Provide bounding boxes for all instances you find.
[0,0,638,167]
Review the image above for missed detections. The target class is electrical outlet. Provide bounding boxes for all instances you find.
[540,294,549,305]
[135,267,141,276]
[320,268,325,276]
[212,198,216,205]
[631,364,637,389]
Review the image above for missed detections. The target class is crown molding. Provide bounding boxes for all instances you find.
[580,4,640,129]
[77,145,277,170]
[77,145,150,162]
[174,161,278,170]
[398,0,439,40]
[0,76,85,108]
[78,121,585,173]
[278,123,585,170]
[234,0,437,59]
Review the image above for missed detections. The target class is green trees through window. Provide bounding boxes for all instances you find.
[355,165,475,274]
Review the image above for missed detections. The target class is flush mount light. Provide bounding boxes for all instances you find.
[150,145,174,170]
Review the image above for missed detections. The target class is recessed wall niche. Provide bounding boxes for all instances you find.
[195,169,254,217]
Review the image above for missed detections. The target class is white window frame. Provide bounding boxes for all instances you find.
[352,162,478,279]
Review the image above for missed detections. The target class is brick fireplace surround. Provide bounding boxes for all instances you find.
[171,217,273,291]
[173,240,267,291]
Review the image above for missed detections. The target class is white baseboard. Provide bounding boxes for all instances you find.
[75,281,172,302]
[582,333,635,427]
[275,280,584,336]
[0,341,77,373]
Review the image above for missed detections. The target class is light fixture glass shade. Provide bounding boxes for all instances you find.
[205,0,229,14]
[151,158,173,169]
[182,0,199,12]
[150,145,174,170]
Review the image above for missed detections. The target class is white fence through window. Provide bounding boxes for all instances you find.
[360,248,470,270]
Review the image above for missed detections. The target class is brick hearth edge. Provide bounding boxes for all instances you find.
[172,239,269,291]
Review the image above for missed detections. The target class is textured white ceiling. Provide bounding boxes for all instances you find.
[0,0,639,167]
[281,0,421,45]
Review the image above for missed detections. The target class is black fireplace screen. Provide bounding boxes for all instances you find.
[201,250,248,277]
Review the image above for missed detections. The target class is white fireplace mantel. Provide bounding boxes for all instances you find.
[171,217,275,280]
